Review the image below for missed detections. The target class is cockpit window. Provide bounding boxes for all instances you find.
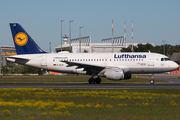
[161,58,171,61]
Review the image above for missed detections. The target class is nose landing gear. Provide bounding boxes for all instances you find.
[149,74,154,84]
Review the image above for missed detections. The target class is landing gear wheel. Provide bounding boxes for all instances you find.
[89,78,95,84]
[95,77,101,84]
[149,74,154,84]
[150,79,154,84]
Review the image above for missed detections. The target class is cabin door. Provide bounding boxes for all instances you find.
[148,54,154,66]
[41,56,47,66]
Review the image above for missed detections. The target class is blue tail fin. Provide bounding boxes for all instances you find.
[10,23,46,55]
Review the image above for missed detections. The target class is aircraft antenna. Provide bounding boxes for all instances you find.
[112,19,114,53]
[131,20,134,52]
[124,21,126,48]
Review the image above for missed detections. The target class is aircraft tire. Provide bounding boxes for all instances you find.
[89,78,95,84]
[95,78,101,84]
[150,80,154,84]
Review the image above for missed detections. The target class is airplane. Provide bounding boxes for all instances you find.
[7,23,178,84]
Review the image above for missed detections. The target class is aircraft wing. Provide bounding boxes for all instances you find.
[61,60,105,69]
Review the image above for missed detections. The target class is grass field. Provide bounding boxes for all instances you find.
[0,75,166,83]
[0,75,171,119]
[0,88,180,120]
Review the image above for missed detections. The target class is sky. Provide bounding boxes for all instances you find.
[0,0,180,52]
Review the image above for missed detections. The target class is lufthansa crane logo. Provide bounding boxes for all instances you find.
[15,32,28,46]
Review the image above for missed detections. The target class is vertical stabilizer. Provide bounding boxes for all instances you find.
[10,23,46,55]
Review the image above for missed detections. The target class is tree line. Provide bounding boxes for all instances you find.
[1,64,43,75]
[120,43,180,57]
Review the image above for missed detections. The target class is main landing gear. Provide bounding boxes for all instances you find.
[88,77,101,84]
[149,74,154,84]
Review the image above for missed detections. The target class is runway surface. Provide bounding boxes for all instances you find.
[0,83,180,89]
[0,74,180,89]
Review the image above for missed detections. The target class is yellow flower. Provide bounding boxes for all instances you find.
[170,101,178,106]
[77,104,84,108]
[3,109,11,116]
[28,116,35,120]
[42,112,47,116]
[64,111,70,115]
[142,103,149,106]
[85,104,91,107]
[95,104,101,108]
[118,104,124,107]
[106,104,113,108]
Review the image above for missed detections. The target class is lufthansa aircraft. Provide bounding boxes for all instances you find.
[7,23,178,84]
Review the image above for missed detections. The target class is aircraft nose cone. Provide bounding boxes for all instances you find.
[172,62,179,70]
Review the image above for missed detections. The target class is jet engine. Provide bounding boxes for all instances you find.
[104,68,124,80]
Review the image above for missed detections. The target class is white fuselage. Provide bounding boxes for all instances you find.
[7,52,178,75]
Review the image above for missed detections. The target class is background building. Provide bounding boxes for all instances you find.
[170,53,180,74]
[0,46,17,73]
[55,35,142,53]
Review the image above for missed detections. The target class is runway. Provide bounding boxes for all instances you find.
[0,74,180,89]
[0,83,180,89]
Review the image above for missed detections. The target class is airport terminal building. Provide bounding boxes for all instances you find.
[55,35,142,53]
[0,46,17,73]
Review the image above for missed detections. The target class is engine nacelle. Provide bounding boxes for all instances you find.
[124,73,131,79]
[104,68,124,80]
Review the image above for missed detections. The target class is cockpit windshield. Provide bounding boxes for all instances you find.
[161,58,171,61]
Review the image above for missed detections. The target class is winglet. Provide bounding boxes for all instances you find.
[9,23,46,55]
